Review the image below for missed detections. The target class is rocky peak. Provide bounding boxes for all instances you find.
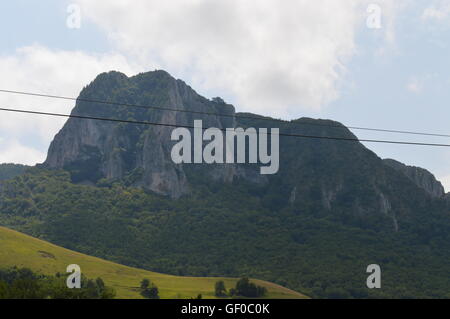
[383,158,445,198]
[44,70,252,198]
[42,69,449,233]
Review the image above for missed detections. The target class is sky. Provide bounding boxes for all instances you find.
[0,0,450,191]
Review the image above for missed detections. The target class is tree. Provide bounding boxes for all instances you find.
[0,267,115,299]
[234,277,267,298]
[140,278,159,299]
[140,278,150,290]
[9,278,43,299]
[215,281,227,297]
[0,281,10,299]
[212,97,226,104]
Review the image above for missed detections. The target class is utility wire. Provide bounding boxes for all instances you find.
[1,89,450,138]
[2,106,450,147]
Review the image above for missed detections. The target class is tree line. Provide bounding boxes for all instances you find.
[215,278,267,298]
[0,267,115,299]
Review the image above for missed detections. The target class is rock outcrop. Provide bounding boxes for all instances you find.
[383,158,445,198]
[44,70,263,198]
[43,69,447,231]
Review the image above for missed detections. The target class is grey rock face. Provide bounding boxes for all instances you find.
[44,70,265,198]
[445,193,450,204]
[383,158,445,198]
[43,68,446,218]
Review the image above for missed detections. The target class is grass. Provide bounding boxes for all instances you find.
[0,226,308,299]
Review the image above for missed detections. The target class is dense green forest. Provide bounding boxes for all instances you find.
[1,168,449,299]
[0,164,28,181]
[215,278,267,298]
[0,267,115,299]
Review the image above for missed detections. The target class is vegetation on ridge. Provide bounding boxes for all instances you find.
[0,225,305,299]
[0,168,449,298]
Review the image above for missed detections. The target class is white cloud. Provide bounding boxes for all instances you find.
[0,1,409,165]
[439,174,450,193]
[0,45,140,165]
[422,0,450,22]
[406,77,424,94]
[371,0,410,56]
[405,74,437,94]
[77,0,405,118]
[0,139,46,165]
[437,151,450,193]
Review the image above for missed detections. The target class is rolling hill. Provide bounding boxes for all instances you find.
[0,225,307,299]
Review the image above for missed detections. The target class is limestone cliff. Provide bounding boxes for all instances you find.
[383,158,445,198]
[44,70,262,198]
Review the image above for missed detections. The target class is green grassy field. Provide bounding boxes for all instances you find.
[0,226,308,299]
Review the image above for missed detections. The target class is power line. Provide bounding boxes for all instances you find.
[2,106,450,147]
[1,89,450,138]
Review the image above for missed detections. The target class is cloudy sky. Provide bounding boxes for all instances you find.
[1,0,450,190]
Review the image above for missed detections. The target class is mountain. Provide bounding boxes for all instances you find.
[42,70,447,233]
[0,164,28,181]
[43,70,260,198]
[383,159,445,198]
[1,70,450,298]
[0,225,306,299]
